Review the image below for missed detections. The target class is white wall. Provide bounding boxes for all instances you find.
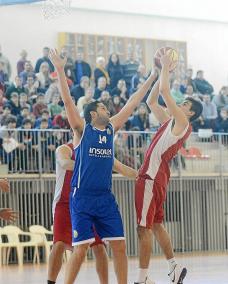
[0,4,227,91]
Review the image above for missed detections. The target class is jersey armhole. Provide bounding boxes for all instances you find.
[74,123,86,149]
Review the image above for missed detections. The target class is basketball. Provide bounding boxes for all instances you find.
[154,46,179,71]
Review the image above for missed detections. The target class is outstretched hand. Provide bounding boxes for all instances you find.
[160,50,177,71]
[49,49,67,70]
[0,178,10,193]
[0,208,18,222]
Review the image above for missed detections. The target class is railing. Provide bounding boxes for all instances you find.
[0,129,228,175]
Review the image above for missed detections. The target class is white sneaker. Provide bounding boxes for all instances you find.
[168,264,187,284]
[134,277,155,284]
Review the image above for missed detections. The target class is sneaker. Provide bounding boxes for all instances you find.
[168,264,187,284]
[134,277,155,284]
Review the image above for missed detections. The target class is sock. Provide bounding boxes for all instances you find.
[168,257,177,274]
[137,268,148,283]
[47,281,56,284]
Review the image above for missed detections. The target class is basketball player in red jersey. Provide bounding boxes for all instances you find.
[134,52,203,284]
[48,141,138,284]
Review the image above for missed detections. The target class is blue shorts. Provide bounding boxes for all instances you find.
[70,193,125,246]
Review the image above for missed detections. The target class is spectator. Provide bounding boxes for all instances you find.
[94,56,110,87]
[24,75,39,98]
[8,92,21,116]
[19,93,31,109]
[215,108,228,134]
[60,46,75,83]
[17,106,34,127]
[34,109,52,129]
[131,64,147,93]
[34,47,54,73]
[107,53,124,90]
[201,94,218,130]
[94,77,107,100]
[0,45,11,78]
[185,68,197,92]
[45,73,60,104]
[17,49,28,75]
[112,95,124,115]
[77,87,94,114]
[52,109,70,129]
[0,86,7,114]
[99,91,115,116]
[123,52,139,89]
[74,52,91,85]
[19,61,35,86]
[0,61,9,85]
[184,85,200,101]
[130,103,150,131]
[71,76,90,104]
[111,79,129,102]
[212,86,228,113]
[33,93,48,118]
[0,105,12,126]
[5,76,25,100]
[193,70,214,95]
[36,62,51,92]
[170,80,185,104]
[48,95,62,118]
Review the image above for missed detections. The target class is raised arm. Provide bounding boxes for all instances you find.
[110,72,157,131]
[146,79,170,124]
[113,159,138,179]
[159,52,188,132]
[49,50,84,134]
[0,178,9,193]
[56,145,75,171]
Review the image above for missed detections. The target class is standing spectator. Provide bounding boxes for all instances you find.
[60,46,75,83]
[99,90,115,116]
[5,76,25,100]
[19,61,35,86]
[94,77,107,100]
[212,86,228,113]
[130,103,150,131]
[17,49,28,75]
[77,87,94,114]
[8,93,21,116]
[71,76,89,104]
[185,68,197,92]
[106,53,124,90]
[94,56,110,87]
[170,80,185,104]
[48,95,63,118]
[74,52,91,85]
[34,47,54,73]
[123,52,139,89]
[201,94,218,130]
[52,109,70,129]
[0,45,11,78]
[33,93,48,118]
[131,64,147,93]
[193,70,214,95]
[0,61,9,85]
[36,62,51,92]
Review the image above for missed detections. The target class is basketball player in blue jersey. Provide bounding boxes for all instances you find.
[49,49,157,284]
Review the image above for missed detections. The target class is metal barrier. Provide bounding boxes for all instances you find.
[0,175,227,263]
[0,129,228,175]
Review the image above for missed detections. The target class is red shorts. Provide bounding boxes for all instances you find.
[135,176,166,229]
[53,202,103,248]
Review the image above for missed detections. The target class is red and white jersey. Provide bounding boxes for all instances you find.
[139,119,192,186]
[52,143,75,216]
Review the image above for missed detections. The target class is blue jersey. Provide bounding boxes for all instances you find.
[71,123,114,196]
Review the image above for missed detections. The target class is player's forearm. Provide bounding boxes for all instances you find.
[159,64,170,97]
[56,68,74,105]
[114,159,137,179]
[146,79,160,107]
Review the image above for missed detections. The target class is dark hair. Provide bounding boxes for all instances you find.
[185,97,203,122]
[196,70,203,76]
[22,118,32,125]
[41,118,48,123]
[108,53,120,67]
[41,109,49,115]
[3,104,12,110]
[21,106,30,111]
[6,115,17,125]
[84,101,100,124]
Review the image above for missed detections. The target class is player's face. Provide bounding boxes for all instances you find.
[179,100,193,119]
[95,103,110,125]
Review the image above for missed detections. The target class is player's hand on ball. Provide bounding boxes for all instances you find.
[160,50,173,67]
[0,208,18,222]
[49,49,67,70]
[0,178,10,193]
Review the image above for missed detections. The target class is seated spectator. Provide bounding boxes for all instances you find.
[107,53,124,90]
[33,93,48,118]
[212,86,228,113]
[215,108,228,133]
[53,109,70,129]
[0,105,12,126]
[71,76,90,104]
[170,80,185,104]
[5,76,25,100]
[24,75,39,98]
[0,86,7,114]
[17,106,34,127]
[111,79,129,103]
[19,61,35,86]
[60,46,75,83]
[94,77,107,100]
[19,93,31,110]
[193,70,214,95]
[184,84,200,100]
[48,95,62,118]
[36,62,51,92]
[94,56,110,87]
[180,78,188,94]
[130,103,150,131]
[99,91,115,116]
[45,73,60,104]
[185,68,197,92]
[74,52,91,85]
[131,64,147,93]
[0,61,9,85]
[112,95,124,115]
[8,92,21,116]
[17,49,28,75]
[34,109,52,129]
[34,47,54,73]
[200,94,218,130]
[77,87,94,114]
[123,52,139,90]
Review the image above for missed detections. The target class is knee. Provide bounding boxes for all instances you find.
[74,244,89,259]
[110,240,126,255]
[92,244,107,259]
[52,241,65,254]
[137,226,152,241]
